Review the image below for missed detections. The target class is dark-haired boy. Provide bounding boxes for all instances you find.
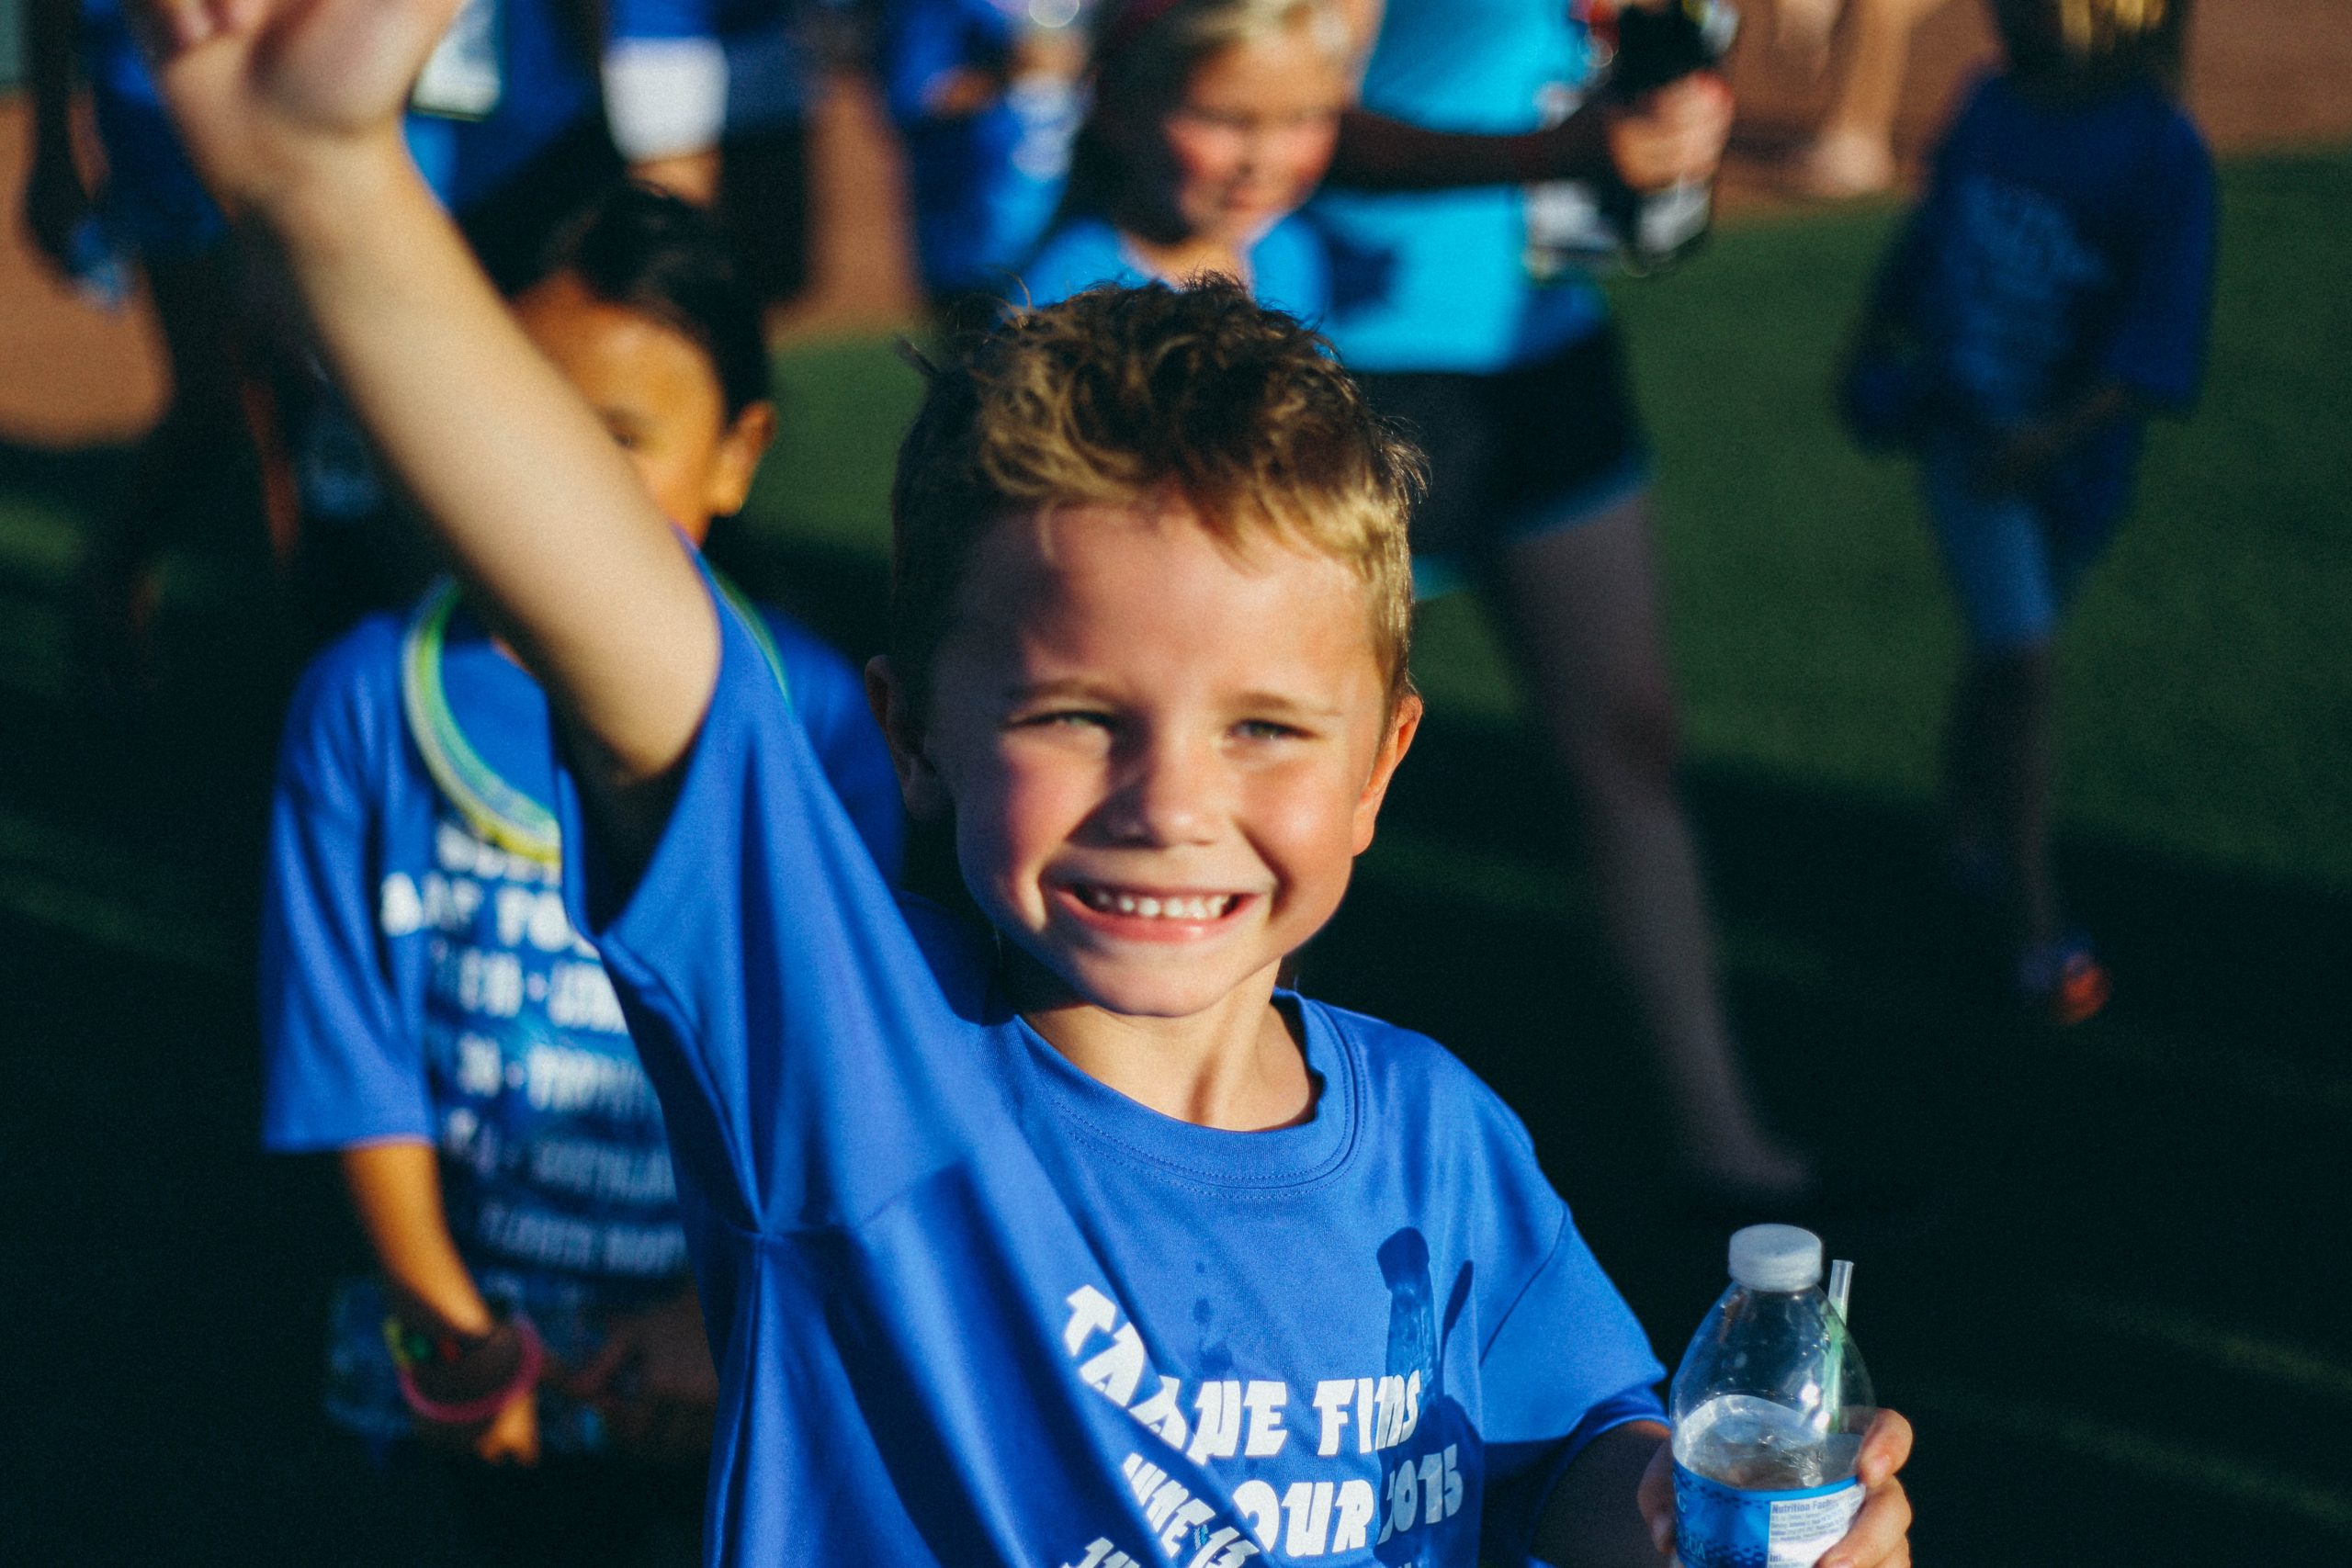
[150,2,1914,1561]
[259,184,901,1540]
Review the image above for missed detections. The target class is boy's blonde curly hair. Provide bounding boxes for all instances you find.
[889,281,1422,716]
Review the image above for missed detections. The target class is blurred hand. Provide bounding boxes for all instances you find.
[1637,1408,1915,1568]
[921,65,1003,118]
[567,1289,719,1465]
[411,1382,543,1466]
[472,1386,544,1465]
[130,0,463,215]
[1604,73,1735,191]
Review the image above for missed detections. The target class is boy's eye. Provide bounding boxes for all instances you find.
[1234,718,1306,742]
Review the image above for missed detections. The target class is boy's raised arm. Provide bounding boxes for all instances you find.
[141,0,718,847]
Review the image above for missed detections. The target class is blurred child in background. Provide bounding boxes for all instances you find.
[875,0,1093,324]
[1312,0,1817,1207]
[258,185,901,1566]
[1016,0,1354,316]
[1842,0,2213,1022]
[23,0,750,671]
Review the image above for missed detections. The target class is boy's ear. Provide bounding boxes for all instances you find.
[707,400,777,520]
[1349,690,1421,855]
[865,654,954,823]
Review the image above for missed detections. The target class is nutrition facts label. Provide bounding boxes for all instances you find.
[1766,1482,1865,1567]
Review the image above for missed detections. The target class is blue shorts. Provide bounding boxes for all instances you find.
[1919,423,2141,652]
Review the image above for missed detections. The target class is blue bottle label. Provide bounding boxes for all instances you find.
[1672,1460,1864,1568]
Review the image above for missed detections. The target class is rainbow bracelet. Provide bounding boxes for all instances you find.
[383,1311,546,1427]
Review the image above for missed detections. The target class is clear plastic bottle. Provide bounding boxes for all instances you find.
[1669,1224,1875,1568]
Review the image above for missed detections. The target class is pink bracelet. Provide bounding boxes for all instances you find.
[389,1314,546,1427]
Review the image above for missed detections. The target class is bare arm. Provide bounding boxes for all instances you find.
[341,1142,540,1461]
[1326,104,1613,192]
[141,0,716,865]
[1326,76,1733,196]
[341,1142,497,1335]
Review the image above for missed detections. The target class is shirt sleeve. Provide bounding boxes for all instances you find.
[1477,1209,1668,1565]
[1256,215,1334,325]
[557,568,987,1237]
[1013,219,1139,308]
[2099,116,2216,411]
[762,609,908,884]
[259,629,433,1152]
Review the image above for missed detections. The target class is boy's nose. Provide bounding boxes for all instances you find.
[1102,737,1224,846]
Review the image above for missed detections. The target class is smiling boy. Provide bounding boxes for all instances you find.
[139,0,1913,1562]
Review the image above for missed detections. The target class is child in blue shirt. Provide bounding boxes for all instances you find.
[876,0,1091,316]
[1842,0,2214,1023]
[152,6,1915,1562]
[1301,0,1820,1213]
[1016,0,1350,320]
[260,184,902,1562]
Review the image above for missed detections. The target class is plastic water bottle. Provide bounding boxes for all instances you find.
[1669,1224,1874,1568]
[1597,0,1741,273]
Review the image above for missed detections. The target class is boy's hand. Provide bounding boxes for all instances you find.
[131,0,461,218]
[411,1380,543,1465]
[1604,73,1734,191]
[470,1385,544,1464]
[566,1288,719,1464]
[1636,1409,1915,1568]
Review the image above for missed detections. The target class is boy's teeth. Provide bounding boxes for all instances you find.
[1080,887,1231,920]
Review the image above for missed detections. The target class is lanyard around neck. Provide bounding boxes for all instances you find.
[400,572,793,869]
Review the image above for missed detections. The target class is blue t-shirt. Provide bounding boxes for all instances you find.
[1017,214,1335,323]
[1311,0,1609,373]
[876,0,1080,297]
[554,570,1666,1563]
[1878,73,2215,426]
[260,584,903,1451]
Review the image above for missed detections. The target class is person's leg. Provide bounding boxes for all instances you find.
[1919,434,2109,1017]
[1790,0,1949,197]
[1486,493,1813,1197]
[1942,640,2059,948]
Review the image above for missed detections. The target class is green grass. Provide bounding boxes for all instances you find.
[1611,150,2352,887]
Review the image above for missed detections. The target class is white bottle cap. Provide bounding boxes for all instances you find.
[1728,1224,1824,1292]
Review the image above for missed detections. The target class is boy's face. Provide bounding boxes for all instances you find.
[513,271,773,546]
[884,500,1417,1022]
